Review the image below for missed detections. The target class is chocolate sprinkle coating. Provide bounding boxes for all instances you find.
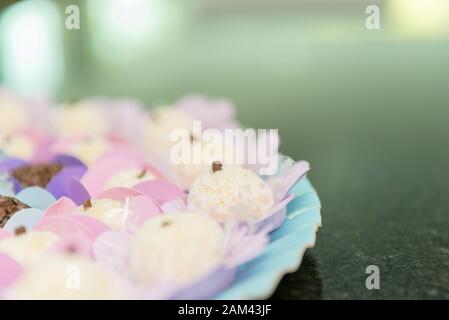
[14,226,27,236]
[212,161,223,173]
[161,220,172,227]
[83,199,92,210]
[137,169,146,179]
[66,245,77,254]
[11,163,63,188]
[0,196,30,227]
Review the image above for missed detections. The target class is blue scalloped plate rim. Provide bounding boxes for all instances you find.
[214,177,321,299]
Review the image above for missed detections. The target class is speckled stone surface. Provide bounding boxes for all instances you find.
[262,40,449,299]
[271,155,449,299]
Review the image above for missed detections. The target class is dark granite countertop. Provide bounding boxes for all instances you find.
[259,39,449,300]
[266,75,449,299]
[271,154,449,299]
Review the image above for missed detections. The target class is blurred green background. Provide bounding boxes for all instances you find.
[1,0,449,299]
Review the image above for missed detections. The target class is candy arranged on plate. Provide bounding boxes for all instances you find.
[129,213,225,286]
[188,164,275,223]
[6,254,121,300]
[0,87,318,299]
[0,231,59,266]
[0,196,29,227]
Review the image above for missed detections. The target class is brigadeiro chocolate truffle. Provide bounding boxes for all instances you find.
[11,163,63,188]
[0,195,30,227]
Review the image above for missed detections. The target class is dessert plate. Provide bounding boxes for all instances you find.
[214,177,321,299]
